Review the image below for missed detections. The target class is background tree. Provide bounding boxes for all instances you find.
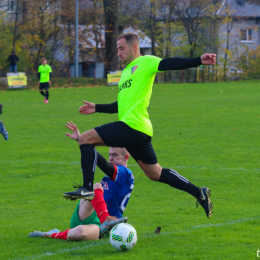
[103,0,118,72]
[169,0,209,82]
[20,0,61,72]
[200,0,222,82]
[59,0,77,70]
[80,0,105,62]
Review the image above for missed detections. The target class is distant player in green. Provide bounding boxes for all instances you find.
[64,33,216,219]
[38,57,52,103]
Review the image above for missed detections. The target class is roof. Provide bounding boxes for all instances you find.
[156,0,260,21]
[217,0,260,17]
[60,25,153,49]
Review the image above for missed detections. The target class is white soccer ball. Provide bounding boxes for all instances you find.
[109,223,137,251]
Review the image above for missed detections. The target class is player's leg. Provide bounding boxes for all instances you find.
[64,121,155,200]
[45,90,49,103]
[138,161,213,218]
[31,199,101,240]
[0,104,3,114]
[127,139,213,218]
[28,229,60,238]
[29,226,100,241]
[69,200,101,240]
[0,121,8,141]
[63,129,105,200]
[75,122,133,197]
[67,224,100,241]
[91,183,128,236]
[78,199,95,220]
[91,183,109,223]
[137,161,199,196]
[39,83,46,100]
[45,83,49,103]
[64,121,137,200]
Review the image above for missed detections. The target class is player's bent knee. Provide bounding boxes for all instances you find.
[145,173,158,181]
[78,130,94,145]
[144,171,161,181]
[68,226,87,241]
[93,183,103,190]
[71,225,99,241]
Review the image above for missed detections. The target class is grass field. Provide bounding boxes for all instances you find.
[0,80,260,260]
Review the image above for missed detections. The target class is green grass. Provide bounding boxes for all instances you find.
[0,80,260,260]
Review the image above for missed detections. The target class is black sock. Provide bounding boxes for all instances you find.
[40,91,45,97]
[159,168,200,199]
[80,144,97,191]
[46,91,49,100]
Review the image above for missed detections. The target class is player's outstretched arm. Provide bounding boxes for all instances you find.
[79,101,118,114]
[65,121,80,141]
[158,53,216,71]
[79,101,96,115]
[96,101,118,114]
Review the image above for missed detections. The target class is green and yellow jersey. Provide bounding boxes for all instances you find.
[38,64,52,83]
[118,55,162,137]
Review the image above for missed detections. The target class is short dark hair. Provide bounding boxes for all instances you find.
[41,57,47,61]
[117,32,139,46]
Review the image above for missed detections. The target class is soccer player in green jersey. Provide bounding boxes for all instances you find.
[38,57,52,103]
[64,32,216,218]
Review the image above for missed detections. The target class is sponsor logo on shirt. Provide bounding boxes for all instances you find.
[118,79,132,93]
[131,65,138,74]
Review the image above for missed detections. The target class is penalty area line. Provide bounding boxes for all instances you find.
[11,216,260,260]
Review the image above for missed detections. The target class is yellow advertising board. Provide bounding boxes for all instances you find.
[107,71,122,85]
[7,73,27,88]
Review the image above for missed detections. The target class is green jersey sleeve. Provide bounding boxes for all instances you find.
[144,55,162,75]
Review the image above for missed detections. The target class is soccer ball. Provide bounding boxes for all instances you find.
[110,223,137,251]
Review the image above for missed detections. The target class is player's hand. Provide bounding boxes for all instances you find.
[65,121,80,141]
[48,81,51,85]
[37,81,40,86]
[200,53,216,65]
[79,101,96,115]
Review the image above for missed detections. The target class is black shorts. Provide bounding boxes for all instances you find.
[39,82,49,90]
[95,121,157,165]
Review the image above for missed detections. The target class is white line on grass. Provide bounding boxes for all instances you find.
[1,159,260,172]
[11,216,260,260]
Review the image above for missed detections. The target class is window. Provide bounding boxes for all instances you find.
[161,4,168,14]
[46,1,52,12]
[8,0,15,12]
[240,29,253,42]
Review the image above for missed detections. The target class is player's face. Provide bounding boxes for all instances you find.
[109,147,126,165]
[42,60,47,65]
[117,38,134,65]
